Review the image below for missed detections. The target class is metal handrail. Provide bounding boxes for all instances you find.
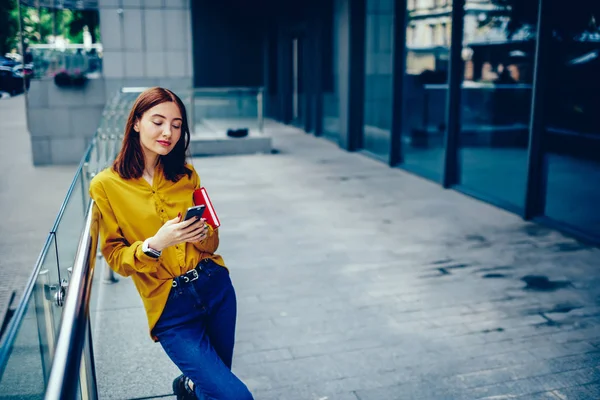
[44,201,100,400]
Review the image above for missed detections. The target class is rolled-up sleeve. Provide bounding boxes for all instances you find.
[90,180,160,277]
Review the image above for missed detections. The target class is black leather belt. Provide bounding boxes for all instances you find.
[172,259,211,288]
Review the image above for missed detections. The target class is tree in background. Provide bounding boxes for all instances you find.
[0,1,101,54]
[69,10,100,44]
[0,0,19,55]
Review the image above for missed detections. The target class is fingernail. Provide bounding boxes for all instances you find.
[177,212,181,218]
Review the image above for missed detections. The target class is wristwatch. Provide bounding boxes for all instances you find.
[142,239,162,258]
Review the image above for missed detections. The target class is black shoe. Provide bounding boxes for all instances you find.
[173,374,196,400]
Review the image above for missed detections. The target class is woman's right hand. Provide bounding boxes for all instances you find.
[146,214,205,252]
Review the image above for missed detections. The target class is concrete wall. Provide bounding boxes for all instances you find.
[98,0,194,98]
[27,78,106,165]
[26,0,195,165]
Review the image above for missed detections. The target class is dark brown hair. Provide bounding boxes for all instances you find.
[113,87,192,182]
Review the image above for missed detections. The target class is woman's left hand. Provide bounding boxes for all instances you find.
[187,218,210,243]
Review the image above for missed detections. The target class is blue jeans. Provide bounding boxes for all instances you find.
[152,259,253,400]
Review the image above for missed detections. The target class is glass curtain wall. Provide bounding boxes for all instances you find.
[400,0,452,181]
[322,0,342,142]
[362,0,394,158]
[457,1,537,209]
[542,3,600,238]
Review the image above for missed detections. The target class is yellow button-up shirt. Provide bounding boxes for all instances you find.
[89,164,225,340]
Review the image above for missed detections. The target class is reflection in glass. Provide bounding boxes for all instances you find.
[458,1,536,209]
[362,0,394,158]
[322,0,341,143]
[543,5,600,238]
[0,236,60,398]
[0,297,46,399]
[55,172,86,287]
[399,0,452,180]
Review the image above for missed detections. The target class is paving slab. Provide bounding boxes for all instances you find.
[92,120,600,399]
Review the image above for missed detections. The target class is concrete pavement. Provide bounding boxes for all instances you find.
[92,121,600,399]
[0,95,76,328]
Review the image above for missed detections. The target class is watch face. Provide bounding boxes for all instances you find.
[145,249,160,258]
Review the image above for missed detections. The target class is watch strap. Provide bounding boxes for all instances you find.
[142,239,161,258]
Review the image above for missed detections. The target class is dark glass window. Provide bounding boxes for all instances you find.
[543,4,600,238]
[322,0,342,143]
[362,0,394,158]
[398,0,452,181]
[457,3,537,209]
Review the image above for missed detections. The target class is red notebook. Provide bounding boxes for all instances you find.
[193,187,221,229]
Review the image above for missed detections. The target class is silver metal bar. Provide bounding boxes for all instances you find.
[44,201,100,400]
[79,318,98,400]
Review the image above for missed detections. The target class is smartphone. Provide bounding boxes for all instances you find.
[183,205,206,222]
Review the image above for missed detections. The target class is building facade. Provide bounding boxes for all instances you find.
[234,0,599,244]
[41,0,599,243]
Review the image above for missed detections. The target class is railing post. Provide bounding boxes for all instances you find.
[102,255,118,284]
[257,89,264,134]
[79,319,98,400]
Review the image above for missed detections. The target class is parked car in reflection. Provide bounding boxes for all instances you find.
[0,64,32,96]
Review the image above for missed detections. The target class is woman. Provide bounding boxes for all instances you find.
[89,87,254,400]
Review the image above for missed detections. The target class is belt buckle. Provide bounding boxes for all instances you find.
[183,269,199,284]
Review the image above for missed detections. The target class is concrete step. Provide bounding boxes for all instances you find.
[190,118,272,156]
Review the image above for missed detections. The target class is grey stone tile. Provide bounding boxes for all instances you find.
[30,137,52,166]
[26,79,49,109]
[27,107,70,138]
[145,51,167,77]
[122,0,142,7]
[69,106,104,138]
[144,0,163,8]
[93,306,180,399]
[49,137,87,165]
[98,0,121,7]
[235,348,294,367]
[465,367,600,399]
[165,51,187,77]
[143,9,165,51]
[164,10,188,51]
[482,392,560,400]
[552,383,600,400]
[98,9,123,51]
[124,51,145,78]
[82,79,107,106]
[122,8,143,51]
[102,51,125,78]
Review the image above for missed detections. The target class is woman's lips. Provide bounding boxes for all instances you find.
[157,140,171,147]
